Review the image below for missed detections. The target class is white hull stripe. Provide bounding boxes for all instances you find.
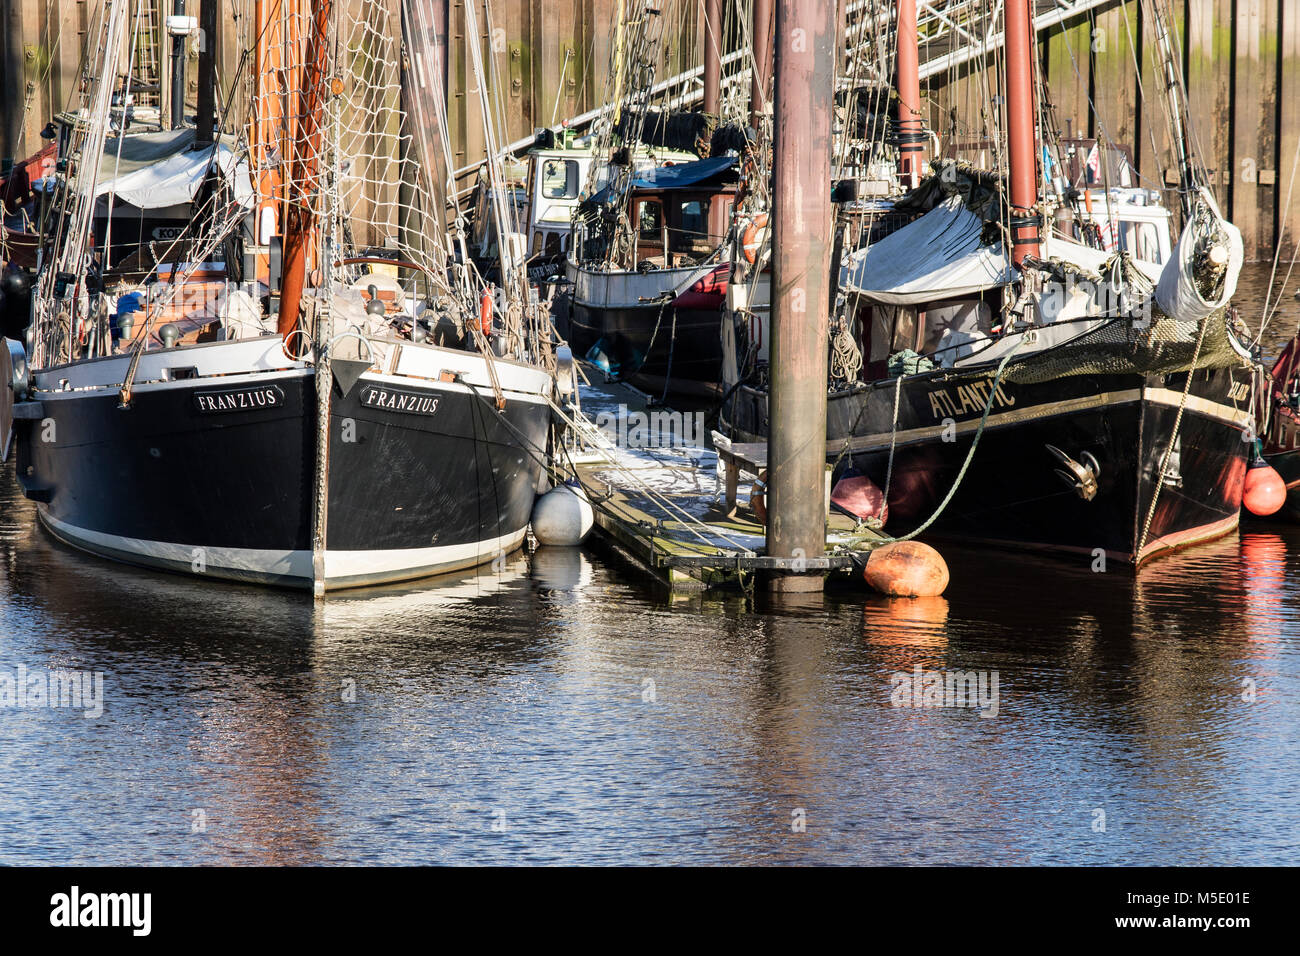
[826,386,1250,456]
[40,511,529,591]
[33,337,552,403]
[1142,387,1251,429]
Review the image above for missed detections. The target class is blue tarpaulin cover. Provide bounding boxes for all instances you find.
[627,155,737,189]
[584,155,737,206]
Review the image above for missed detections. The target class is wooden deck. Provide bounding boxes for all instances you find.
[567,375,886,591]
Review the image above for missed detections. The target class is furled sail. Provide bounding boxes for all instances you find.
[1154,188,1245,324]
[839,197,1015,305]
[95,128,253,210]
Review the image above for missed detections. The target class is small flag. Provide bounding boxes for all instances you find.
[1097,217,1117,251]
[1085,144,1101,184]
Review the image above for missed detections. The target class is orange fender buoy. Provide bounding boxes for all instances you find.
[1244,458,1287,516]
[864,541,949,597]
[749,469,768,524]
[479,289,494,336]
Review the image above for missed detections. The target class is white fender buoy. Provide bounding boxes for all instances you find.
[531,483,594,546]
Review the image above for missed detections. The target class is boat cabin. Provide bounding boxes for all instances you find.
[1051,138,1173,269]
[574,155,739,270]
[522,130,698,262]
[524,144,602,260]
[628,183,737,269]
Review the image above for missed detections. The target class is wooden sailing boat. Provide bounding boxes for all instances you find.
[721,0,1256,565]
[1,0,557,591]
[563,0,746,397]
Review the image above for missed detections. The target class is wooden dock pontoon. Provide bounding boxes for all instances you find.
[566,378,884,592]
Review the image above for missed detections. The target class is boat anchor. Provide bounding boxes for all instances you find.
[1045,444,1100,501]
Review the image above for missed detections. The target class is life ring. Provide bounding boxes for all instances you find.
[750,468,768,523]
[741,213,769,264]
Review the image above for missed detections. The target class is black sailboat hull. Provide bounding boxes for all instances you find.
[568,300,724,395]
[722,366,1251,565]
[564,260,727,396]
[14,361,551,589]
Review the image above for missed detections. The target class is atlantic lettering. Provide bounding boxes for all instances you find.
[926,381,1015,420]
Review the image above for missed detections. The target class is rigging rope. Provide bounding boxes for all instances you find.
[1135,310,1210,558]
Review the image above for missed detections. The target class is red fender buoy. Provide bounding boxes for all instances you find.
[479,289,493,336]
[1244,457,1287,516]
[864,541,949,597]
[749,469,768,524]
[831,472,888,524]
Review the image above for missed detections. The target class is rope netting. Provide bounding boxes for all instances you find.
[250,0,450,285]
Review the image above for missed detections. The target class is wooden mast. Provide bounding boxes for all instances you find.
[250,0,287,290]
[703,0,722,116]
[195,0,217,144]
[703,0,725,242]
[751,0,773,132]
[1005,0,1040,265]
[276,0,334,339]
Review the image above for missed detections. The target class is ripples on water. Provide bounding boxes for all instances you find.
[0,266,1297,865]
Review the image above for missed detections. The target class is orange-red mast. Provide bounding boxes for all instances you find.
[276,0,334,338]
[250,0,284,288]
[1005,0,1040,265]
[895,0,924,188]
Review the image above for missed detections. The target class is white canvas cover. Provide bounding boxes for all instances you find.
[95,128,254,210]
[1043,231,1163,285]
[1154,189,1244,323]
[841,196,1016,305]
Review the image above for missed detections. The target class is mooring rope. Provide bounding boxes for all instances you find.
[881,372,904,506]
[1135,312,1211,559]
[842,335,1026,551]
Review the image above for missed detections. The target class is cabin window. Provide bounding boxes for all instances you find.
[1118,220,1163,264]
[541,159,579,199]
[637,200,663,241]
[678,200,707,239]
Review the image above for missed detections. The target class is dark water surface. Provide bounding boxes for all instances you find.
[0,265,1297,865]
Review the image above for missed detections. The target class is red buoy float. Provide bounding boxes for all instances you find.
[1243,456,1286,516]
[749,469,768,524]
[863,541,949,597]
[830,471,888,524]
[479,289,494,336]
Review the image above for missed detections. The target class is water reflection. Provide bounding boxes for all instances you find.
[0,263,1295,863]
